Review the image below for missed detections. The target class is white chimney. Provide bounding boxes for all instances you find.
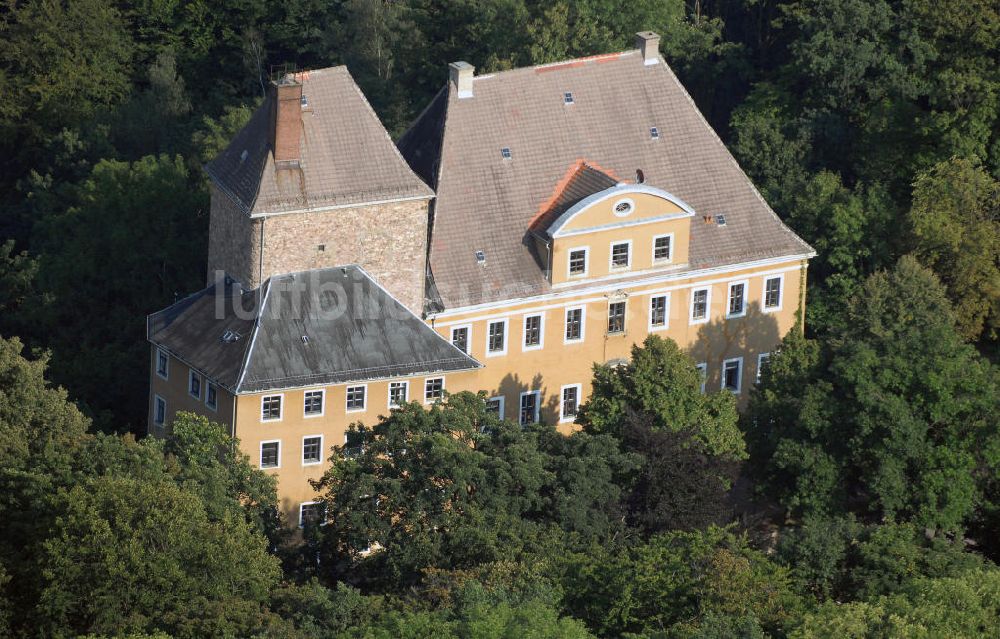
[635,31,660,66]
[449,61,474,99]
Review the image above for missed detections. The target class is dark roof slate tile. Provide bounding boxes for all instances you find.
[148,267,480,393]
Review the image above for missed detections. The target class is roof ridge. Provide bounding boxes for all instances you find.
[234,277,271,393]
[474,50,640,82]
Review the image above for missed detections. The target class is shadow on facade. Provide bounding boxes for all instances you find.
[492,371,561,425]
[687,301,782,392]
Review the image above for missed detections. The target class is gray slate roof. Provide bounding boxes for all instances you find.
[206,66,433,216]
[148,266,481,393]
[398,50,813,311]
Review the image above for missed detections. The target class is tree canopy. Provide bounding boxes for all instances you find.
[1,0,999,635]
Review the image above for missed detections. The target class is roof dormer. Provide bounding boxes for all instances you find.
[529,160,695,286]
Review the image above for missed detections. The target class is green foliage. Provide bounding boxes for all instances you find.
[0,241,37,336]
[748,258,1000,531]
[580,334,745,460]
[0,0,134,132]
[782,172,896,334]
[778,516,984,602]
[164,412,284,541]
[559,527,801,637]
[189,103,256,168]
[30,154,207,429]
[620,409,740,534]
[310,392,636,590]
[35,476,281,638]
[0,340,291,638]
[790,569,1000,639]
[907,157,1000,342]
[0,1,998,634]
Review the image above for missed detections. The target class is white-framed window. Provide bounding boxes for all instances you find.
[260,440,281,469]
[304,389,325,417]
[155,349,169,380]
[722,357,743,394]
[522,313,544,351]
[261,394,283,422]
[652,233,673,263]
[568,247,588,277]
[205,382,218,411]
[519,390,540,426]
[388,381,409,408]
[763,275,783,312]
[610,240,632,270]
[188,370,202,400]
[153,395,166,427]
[487,318,508,356]
[450,325,471,353]
[302,435,323,465]
[260,394,284,422]
[560,384,581,423]
[757,352,771,384]
[649,293,669,331]
[346,385,367,412]
[487,396,505,419]
[299,501,325,528]
[564,306,585,343]
[727,281,748,318]
[425,377,445,403]
[607,300,626,335]
[690,287,711,324]
[695,363,707,394]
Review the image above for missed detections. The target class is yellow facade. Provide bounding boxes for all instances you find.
[150,260,807,523]
[548,190,692,284]
[148,184,810,525]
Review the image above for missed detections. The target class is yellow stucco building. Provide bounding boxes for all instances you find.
[147,33,814,526]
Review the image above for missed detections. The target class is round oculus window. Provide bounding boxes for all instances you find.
[613,199,634,217]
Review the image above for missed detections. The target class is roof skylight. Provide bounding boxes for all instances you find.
[501,147,512,160]
[564,92,574,105]
[650,127,659,139]
[715,214,727,226]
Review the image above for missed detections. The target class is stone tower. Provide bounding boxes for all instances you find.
[204,67,434,314]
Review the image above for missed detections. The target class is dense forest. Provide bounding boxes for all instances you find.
[0,0,998,637]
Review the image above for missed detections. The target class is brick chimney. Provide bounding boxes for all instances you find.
[635,31,660,66]
[449,61,474,99]
[270,75,303,166]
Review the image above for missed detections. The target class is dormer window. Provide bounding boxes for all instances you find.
[610,241,631,269]
[501,147,512,160]
[564,92,574,105]
[568,248,588,276]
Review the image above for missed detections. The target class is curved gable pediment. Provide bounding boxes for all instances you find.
[547,185,695,239]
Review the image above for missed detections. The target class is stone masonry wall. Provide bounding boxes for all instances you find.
[259,199,430,314]
[206,184,258,287]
